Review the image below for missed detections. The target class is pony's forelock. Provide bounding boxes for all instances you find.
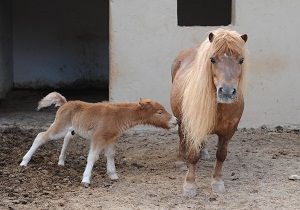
[181,28,248,151]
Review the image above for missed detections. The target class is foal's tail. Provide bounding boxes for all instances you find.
[37,92,67,110]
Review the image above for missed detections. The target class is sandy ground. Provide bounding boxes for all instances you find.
[0,91,300,209]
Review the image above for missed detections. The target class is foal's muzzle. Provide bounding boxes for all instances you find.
[217,86,237,103]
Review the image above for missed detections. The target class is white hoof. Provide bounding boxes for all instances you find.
[108,173,119,180]
[58,160,65,166]
[175,161,188,171]
[211,180,225,193]
[20,160,28,167]
[200,148,210,160]
[183,182,197,197]
[82,177,90,187]
[82,182,90,188]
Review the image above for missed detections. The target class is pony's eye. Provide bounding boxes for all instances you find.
[239,58,244,64]
[210,57,216,64]
[157,110,163,114]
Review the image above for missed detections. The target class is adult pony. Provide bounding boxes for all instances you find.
[170,28,248,197]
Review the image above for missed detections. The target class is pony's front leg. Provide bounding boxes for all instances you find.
[175,123,187,171]
[104,144,119,180]
[183,149,200,197]
[211,134,230,193]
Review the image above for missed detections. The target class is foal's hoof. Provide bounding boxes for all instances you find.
[58,160,65,166]
[82,182,90,188]
[175,161,188,171]
[108,173,119,180]
[183,182,198,197]
[211,180,225,193]
[20,161,28,167]
[200,149,210,160]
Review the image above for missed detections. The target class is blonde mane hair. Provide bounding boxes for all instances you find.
[181,28,248,150]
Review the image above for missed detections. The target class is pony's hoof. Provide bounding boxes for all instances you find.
[175,161,188,171]
[211,180,225,193]
[108,173,119,180]
[200,149,210,160]
[183,182,198,197]
[82,182,90,188]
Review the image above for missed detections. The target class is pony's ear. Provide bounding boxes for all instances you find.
[241,34,248,43]
[208,32,214,42]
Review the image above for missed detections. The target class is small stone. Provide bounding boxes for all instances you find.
[289,174,300,180]
[21,200,27,204]
[261,125,267,130]
[12,200,20,204]
[231,172,235,176]
[209,197,217,202]
[275,125,284,133]
[41,169,49,175]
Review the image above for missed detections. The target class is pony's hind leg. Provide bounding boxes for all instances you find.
[211,134,231,193]
[104,144,118,180]
[175,123,188,171]
[183,149,200,197]
[20,123,68,167]
[58,131,73,166]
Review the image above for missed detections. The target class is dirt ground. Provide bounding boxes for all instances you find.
[0,91,300,209]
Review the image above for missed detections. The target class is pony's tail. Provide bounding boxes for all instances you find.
[37,92,67,111]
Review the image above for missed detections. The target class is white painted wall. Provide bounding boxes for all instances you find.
[110,0,300,127]
[12,0,109,89]
[0,0,13,98]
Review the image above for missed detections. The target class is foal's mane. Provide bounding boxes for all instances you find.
[181,28,248,150]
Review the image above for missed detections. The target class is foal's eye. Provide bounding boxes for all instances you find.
[157,110,163,114]
[239,58,244,64]
[210,57,216,64]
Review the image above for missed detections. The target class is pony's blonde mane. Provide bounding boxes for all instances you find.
[181,28,248,151]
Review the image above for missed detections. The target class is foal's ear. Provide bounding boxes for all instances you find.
[209,32,214,42]
[241,34,248,43]
[139,98,152,109]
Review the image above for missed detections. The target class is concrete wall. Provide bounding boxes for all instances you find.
[0,0,13,98]
[12,0,109,89]
[110,0,300,127]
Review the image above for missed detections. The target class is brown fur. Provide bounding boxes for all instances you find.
[170,28,248,196]
[20,92,177,186]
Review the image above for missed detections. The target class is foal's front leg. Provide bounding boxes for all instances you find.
[211,134,231,193]
[183,149,200,197]
[104,144,119,180]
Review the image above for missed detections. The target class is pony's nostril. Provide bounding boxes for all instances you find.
[232,88,236,95]
[219,87,223,93]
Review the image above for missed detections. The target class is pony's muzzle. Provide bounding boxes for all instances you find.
[217,86,237,103]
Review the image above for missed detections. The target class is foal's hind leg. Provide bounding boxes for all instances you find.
[175,123,188,171]
[58,131,73,166]
[20,123,68,166]
[211,134,232,193]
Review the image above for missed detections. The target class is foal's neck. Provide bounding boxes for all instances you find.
[114,103,144,131]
